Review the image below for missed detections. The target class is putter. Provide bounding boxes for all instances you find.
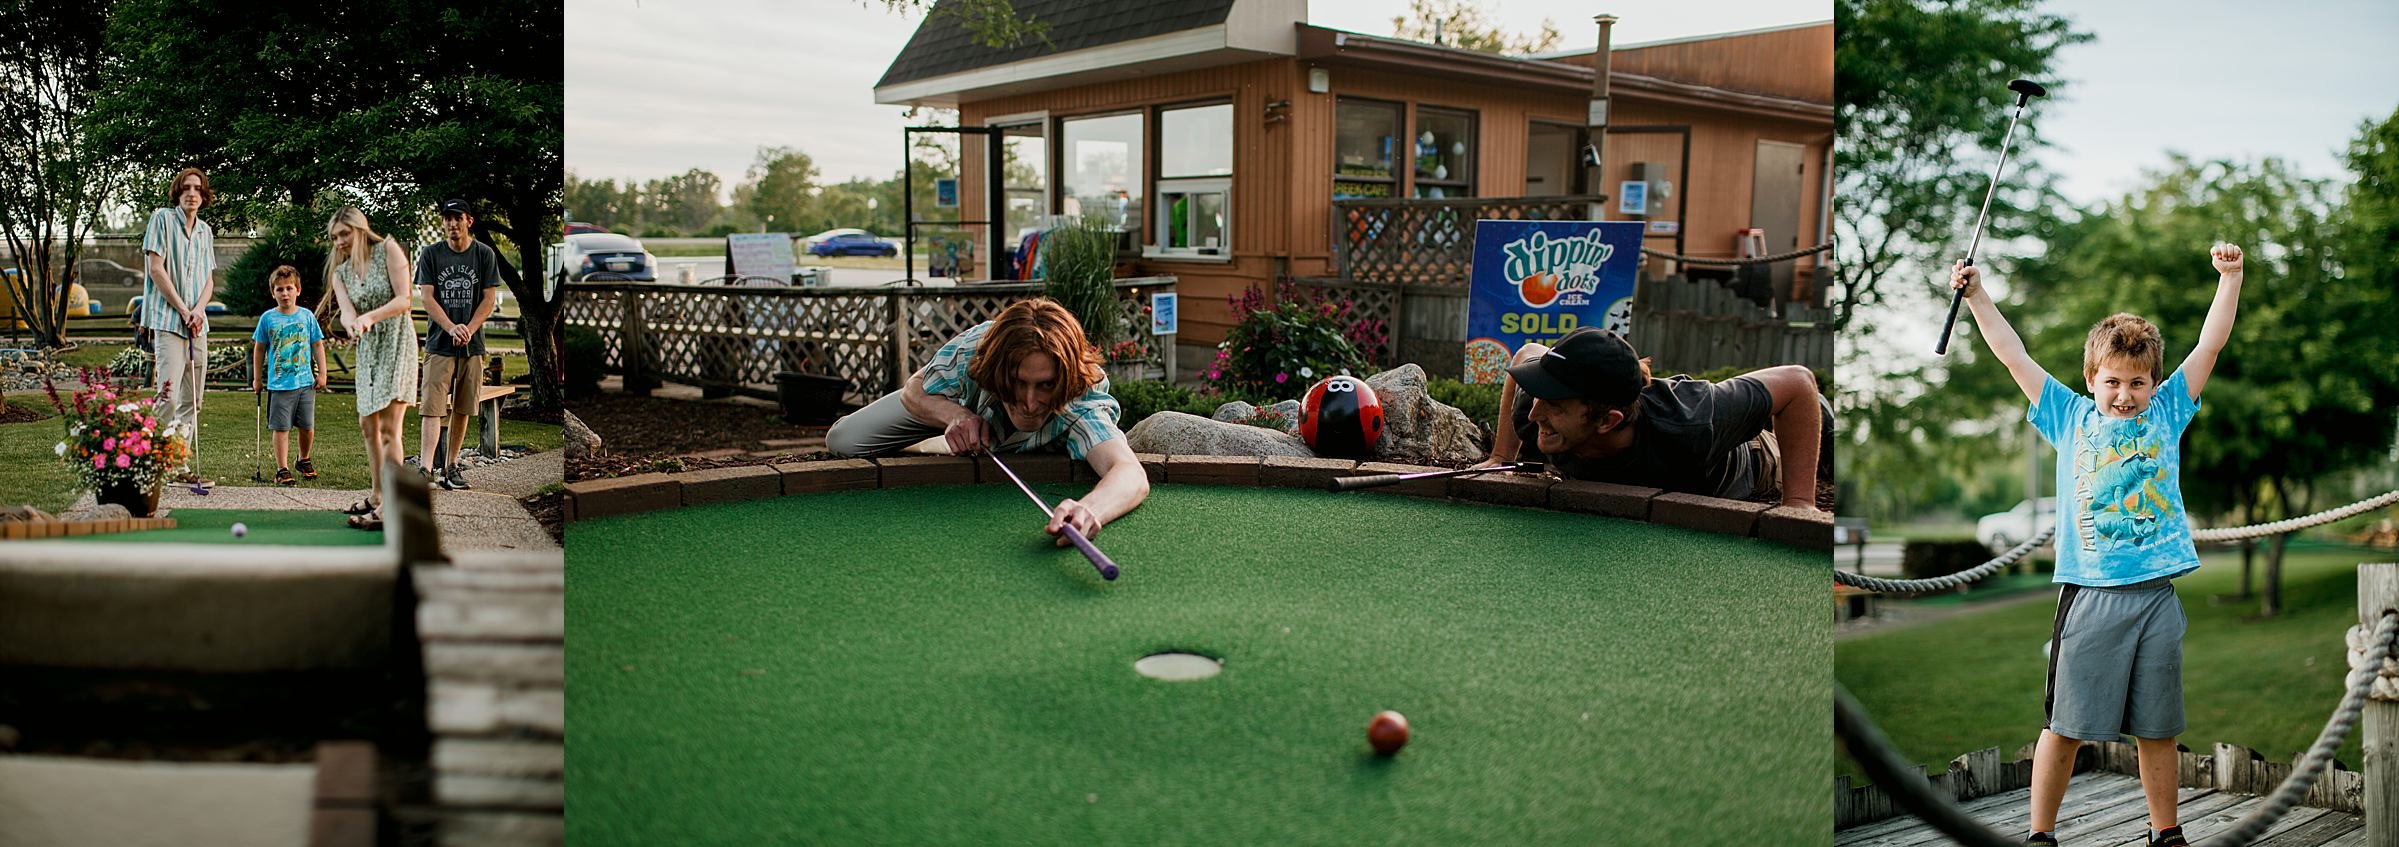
[1934,78,2047,356]
[983,451,1119,581]
[1328,462,1546,492]
[187,331,210,495]
[252,385,267,483]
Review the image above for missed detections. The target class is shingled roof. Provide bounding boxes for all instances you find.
[877,0,1240,89]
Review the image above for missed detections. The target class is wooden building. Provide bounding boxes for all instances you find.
[874,0,1831,365]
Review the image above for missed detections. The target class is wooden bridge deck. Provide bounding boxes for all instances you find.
[1835,773,2364,847]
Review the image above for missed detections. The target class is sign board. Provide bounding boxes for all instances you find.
[1618,180,1648,216]
[725,233,795,285]
[935,178,959,208]
[1462,220,1642,384]
[1646,220,1680,236]
[1150,292,1178,335]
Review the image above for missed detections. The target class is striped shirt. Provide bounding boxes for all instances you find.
[920,320,1123,460]
[140,207,215,337]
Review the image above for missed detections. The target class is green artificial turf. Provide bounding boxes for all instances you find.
[1837,543,2386,779]
[0,388,562,512]
[59,507,380,546]
[567,484,1831,845]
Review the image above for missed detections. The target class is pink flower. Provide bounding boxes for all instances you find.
[143,417,157,429]
[104,437,117,451]
[114,454,130,469]
[1207,369,1221,380]
[93,454,106,469]
[1275,372,1289,384]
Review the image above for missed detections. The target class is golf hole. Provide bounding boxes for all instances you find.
[1135,652,1222,681]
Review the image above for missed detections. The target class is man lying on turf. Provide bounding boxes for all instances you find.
[1479,326,1827,511]
[828,298,1150,544]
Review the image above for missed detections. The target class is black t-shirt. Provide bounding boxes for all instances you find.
[1512,374,1774,498]
[415,239,501,357]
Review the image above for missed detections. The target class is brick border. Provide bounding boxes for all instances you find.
[562,456,1829,552]
[0,516,178,541]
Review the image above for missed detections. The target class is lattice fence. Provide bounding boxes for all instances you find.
[563,278,1176,405]
[1333,195,1605,289]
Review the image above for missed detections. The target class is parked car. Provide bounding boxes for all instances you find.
[565,221,610,236]
[1977,497,2058,554]
[797,227,867,253]
[549,232,657,286]
[808,231,897,258]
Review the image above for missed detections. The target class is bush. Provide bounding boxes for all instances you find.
[564,326,605,398]
[1041,216,1122,348]
[1110,379,1288,431]
[641,227,677,239]
[1900,539,2000,583]
[1206,285,1366,396]
[219,211,330,320]
[1427,376,1503,436]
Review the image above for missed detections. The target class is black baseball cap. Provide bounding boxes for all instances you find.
[438,198,472,217]
[1506,327,1644,407]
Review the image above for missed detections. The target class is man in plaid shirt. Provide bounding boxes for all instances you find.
[828,298,1150,543]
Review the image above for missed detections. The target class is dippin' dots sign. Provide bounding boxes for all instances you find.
[1501,231,1614,309]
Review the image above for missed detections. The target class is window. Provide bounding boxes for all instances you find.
[998,121,1048,244]
[1412,107,1475,198]
[1059,112,1143,238]
[1154,102,1232,256]
[1333,99,1402,199]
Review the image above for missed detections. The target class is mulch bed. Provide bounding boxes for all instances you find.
[0,403,51,424]
[570,391,827,456]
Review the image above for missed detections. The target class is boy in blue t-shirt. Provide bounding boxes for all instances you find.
[249,266,329,486]
[1951,243,2245,847]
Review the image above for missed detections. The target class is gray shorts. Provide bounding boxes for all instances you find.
[2044,577,2186,741]
[267,387,316,432]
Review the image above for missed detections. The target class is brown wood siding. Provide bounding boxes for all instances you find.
[1553,23,1832,104]
[1611,100,1828,269]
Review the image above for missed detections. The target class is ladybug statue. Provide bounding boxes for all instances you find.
[1300,375,1384,458]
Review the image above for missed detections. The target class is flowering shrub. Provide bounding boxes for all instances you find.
[1206,285,1367,396]
[107,347,154,378]
[1106,338,1153,364]
[45,371,192,494]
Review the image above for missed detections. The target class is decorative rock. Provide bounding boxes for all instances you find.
[1209,401,1256,423]
[1209,399,1303,435]
[1362,364,1486,467]
[1125,412,1314,458]
[563,411,601,460]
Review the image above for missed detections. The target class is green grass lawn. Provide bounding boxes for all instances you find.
[1,388,561,511]
[1837,543,2389,778]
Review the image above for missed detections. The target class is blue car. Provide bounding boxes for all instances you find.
[808,232,897,257]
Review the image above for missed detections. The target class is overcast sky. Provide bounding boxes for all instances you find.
[563,0,1830,193]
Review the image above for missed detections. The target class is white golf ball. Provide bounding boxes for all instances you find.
[230,522,248,538]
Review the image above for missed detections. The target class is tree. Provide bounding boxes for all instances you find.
[565,172,637,231]
[874,0,1048,49]
[1831,0,2089,332]
[1390,0,1560,55]
[734,147,820,235]
[649,168,723,235]
[91,0,566,409]
[0,1,134,350]
[2011,156,2399,617]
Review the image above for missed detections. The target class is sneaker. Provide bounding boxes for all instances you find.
[2148,828,2186,846]
[296,457,317,480]
[444,465,472,491]
[275,467,296,486]
[2027,834,2058,846]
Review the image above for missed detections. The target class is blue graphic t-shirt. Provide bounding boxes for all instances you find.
[2028,369,2202,586]
[252,307,325,392]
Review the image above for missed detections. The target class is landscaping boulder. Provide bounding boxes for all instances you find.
[564,410,601,460]
[1125,412,1315,458]
[1362,364,1485,467]
[1210,399,1302,436]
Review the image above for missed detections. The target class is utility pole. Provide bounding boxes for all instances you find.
[1588,14,1618,222]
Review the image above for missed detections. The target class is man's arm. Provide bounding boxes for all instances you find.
[1746,365,1823,511]
[899,370,989,455]
[1478,342,1549,467]
[1953,261,2047,405]
[1049,436,1150,545]
[146,251,189,314]
[462,282,498,345]
[2178,243,2244,397]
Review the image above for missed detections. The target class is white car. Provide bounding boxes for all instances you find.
[1977,497,2058,554]
[547,232,657,287]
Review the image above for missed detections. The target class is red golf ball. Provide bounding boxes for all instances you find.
[1368,710,1409,755]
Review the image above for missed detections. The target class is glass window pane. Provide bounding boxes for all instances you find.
[1413,108,1474,198]
[1061,113,1143,233]
[1333,99,1400,198]
[1159,103,1232,178]
[1002,123,1046,243]
[1191,191,1223,251]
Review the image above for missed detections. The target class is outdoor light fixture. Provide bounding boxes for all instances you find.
[1307,67,1330,94]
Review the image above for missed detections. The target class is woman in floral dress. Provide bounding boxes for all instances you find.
[320,206,418,529]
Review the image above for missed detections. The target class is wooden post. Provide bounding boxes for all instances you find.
[2364,562,2399,847]
[622,289,650,393]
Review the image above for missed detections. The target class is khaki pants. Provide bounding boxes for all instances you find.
[153,329,206,450]
[420,354,486,420]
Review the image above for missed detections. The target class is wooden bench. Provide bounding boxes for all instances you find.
[475,384,518,459]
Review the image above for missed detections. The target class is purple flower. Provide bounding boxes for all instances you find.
[1275,372,1289,384]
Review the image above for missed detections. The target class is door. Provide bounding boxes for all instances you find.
[1751,140,1805,301]
[1524,122,1580,197]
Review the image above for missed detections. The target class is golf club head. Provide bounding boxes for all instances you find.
[2008,78,2047,105]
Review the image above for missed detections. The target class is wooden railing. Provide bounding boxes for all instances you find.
[562,279,1176,405]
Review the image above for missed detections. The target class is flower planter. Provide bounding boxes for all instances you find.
[95,478,162,518]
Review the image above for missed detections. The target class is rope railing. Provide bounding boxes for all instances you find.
[1640,242,1833,266]
[1833,489,2399,594]
[1836,610,2399,847]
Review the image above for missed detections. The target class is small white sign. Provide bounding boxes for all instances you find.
[726,233,795,285]
[1619,181,1648,215]
[1150,292,1178,335]
[1646,220,1680,235]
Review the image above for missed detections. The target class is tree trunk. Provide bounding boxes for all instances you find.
[2263,532,2289,618]
[2235,494,2256,599]
[490,206,562,411]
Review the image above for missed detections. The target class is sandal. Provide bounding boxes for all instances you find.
[343,498,376,515]
[346,510,383,531]
[297,458,317,479]
[275,467,297,486]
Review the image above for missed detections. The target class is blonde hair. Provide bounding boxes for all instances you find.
[2083,312,2166,383]
[318,207,386,319]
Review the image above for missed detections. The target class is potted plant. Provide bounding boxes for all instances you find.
[44,372,192,517]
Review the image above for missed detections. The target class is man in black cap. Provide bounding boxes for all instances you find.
[1483,327,1826,510]
[415,198,503,490]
